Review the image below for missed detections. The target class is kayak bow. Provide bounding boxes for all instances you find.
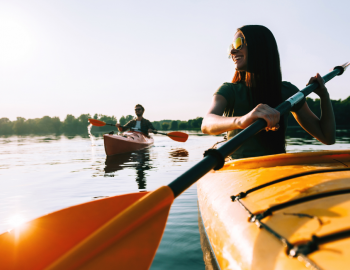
[198,150,350,270]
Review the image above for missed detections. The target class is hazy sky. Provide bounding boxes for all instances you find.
[1,0,349,121]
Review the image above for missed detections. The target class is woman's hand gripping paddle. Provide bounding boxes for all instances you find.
[0,63,347,269]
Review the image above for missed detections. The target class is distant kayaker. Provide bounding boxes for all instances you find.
[116,104,157,136]
[201,25,336,159]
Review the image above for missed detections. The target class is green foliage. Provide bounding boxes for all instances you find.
[288,97,350,128]
[162,122,170,130]
[119,116,126,125]
[152,121,160,130]
[170,121,178,130]
[187,117,203,129]
[0,118,13,134]
[332,96,350,126]
[62,115,78,133]
[119,115,134,126]
[179,121,188,129]
[13,117,26,134]
[125,115,134,122]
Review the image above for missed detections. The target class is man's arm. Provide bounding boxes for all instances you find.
[116,120,134,132]
[147,120,157,133]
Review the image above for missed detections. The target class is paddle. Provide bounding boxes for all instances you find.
[88,118,116,127]
[0,63,348,270]
[88,118,189,142]
[154,131,189,142]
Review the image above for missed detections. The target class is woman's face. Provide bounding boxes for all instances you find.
[230,32,248,71]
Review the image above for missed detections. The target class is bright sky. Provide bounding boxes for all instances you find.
[0,0,349,122]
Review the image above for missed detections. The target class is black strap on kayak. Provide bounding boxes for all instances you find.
[231,167,350,201]
[203,149,225,170]
[239,200,322,270]
[289,229,350,257]
[248,189,350,222]
[235,197,323,270]
[232,188,350,270]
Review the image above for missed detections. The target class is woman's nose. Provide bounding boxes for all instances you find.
[230,48,238,55]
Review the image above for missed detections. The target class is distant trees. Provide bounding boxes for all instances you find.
[0,113,117,135]
[161,122,170,130]
[179,122,188,130]
[287,97,350,127]
[119,115,133,125]
[152,121,160,130]
[13,117,26,134]
[150,118,203,131]
[1,95,349,135]
[170,121,178,130]
[0,118,13,134]
[62,115,78,133]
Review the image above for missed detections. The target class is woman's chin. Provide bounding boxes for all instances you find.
[235,64,247,72]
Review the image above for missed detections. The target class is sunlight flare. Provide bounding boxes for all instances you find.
[7,214,26,231]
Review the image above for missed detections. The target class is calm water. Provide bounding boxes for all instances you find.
[0,131,349,269]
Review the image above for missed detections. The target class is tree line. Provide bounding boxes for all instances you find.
[0,113,204,135]
[1,96,349,135]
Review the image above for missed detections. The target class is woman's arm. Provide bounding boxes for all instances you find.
[201,94,280,135]
[292,73,336,145]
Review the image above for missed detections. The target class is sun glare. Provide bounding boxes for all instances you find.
[7,215,26,231]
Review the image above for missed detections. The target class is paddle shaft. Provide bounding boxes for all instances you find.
[168,66,346,198]
[155,132,169,136]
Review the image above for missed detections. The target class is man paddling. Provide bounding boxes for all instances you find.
[116,104,157,136]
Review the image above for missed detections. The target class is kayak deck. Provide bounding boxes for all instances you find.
[103,131,154,156]
[197,150,350,270]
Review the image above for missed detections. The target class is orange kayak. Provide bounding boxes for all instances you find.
[198,150,350,270]
[103,131,154,156]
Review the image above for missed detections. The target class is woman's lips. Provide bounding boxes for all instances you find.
[233,56,243,63]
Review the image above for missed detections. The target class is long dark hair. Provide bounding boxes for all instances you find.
[232,25,285,154]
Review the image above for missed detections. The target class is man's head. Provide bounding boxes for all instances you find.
[135,104,144,117]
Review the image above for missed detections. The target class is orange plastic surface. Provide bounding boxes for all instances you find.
[88,119,106,127]
[0,186,174,270]
[167,132,189,142]
[198,150,350,270]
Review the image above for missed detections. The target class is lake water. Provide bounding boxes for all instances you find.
[0,130,349,269]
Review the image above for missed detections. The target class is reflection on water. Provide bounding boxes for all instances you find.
[169,148,189,162]
[103,148,190,190]
[104,149,153,190]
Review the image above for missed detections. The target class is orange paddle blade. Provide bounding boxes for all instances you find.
[0,187,174,270]
[167,132,189,142]
[88,118,106,127]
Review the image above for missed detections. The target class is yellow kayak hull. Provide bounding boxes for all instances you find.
[197,150,350,270]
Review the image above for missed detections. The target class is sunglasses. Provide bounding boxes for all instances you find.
[227,37,245,59]
[135,108,143,111]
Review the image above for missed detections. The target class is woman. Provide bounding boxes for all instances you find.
[201,25,336,159]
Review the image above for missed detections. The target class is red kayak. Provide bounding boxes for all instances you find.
[103,131,154,156]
